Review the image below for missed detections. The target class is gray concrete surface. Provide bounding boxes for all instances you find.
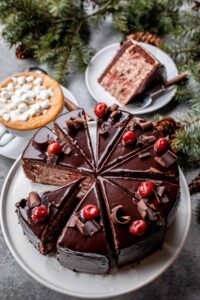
[0,21,200,300]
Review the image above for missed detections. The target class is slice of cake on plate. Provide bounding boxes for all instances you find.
[98,177,166,267]
[98,40,165,105]
[57,181,111,274]
[54,109,96,170]
[15,179,83,255]
[22,126,94,195]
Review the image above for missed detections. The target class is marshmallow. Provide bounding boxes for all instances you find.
[26,76,34,82]
[47,88,54,97]
[12,95,22,105]
[21,84,32,92]
[1,91,11,100]
[28,108,37,117]
[11,77,18,83]
[17,76,26,85]
[18,103,29,113]
[0,97,7,103]
[43,109,48,115]
[3,113,10,121]
[15,88,24,97]
[31,103,41,113]
[33,77,43,86]
[39,90,49,100]
[6,83,14,91]
[7,103,17,110]
[41,99,51,109]
[0,110,7,117]
[18,112,29,121]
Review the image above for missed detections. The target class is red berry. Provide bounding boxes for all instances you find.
[47,141,62,156]
[94,103,107,118]
[82,204,99,220]
[130,220,147,236]
[154,137,168,154]
[31,205,48,223]
[137,181,155,198]
[122,130,136,145]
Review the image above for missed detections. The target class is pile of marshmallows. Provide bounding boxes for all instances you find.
[0,75,54,122]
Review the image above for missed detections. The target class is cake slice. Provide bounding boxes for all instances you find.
[98,177,166,267]
[106,177,180,228]
[57,181,111,274]
[100,116,163,171]
[99,40,165,105]
[15,179,83,255]
[103,145,179,182]
[54,109,95,170]
[96,104,131,171]
[22,126,94,194]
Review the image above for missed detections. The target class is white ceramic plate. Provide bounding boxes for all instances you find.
[0,121,191,298]
[85,43,178,114]
[0,86,78,160]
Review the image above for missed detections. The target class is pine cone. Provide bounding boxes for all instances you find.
[127,32,161,47]
[155,117,178,136]
[16,44,31,59]
[189,173,200,195]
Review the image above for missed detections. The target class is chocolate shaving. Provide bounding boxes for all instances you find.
[62,144,72,155]
[147,208,157,222]
[32,134,49,151]
[138,151,151,159]
[137,199,148,219]
[111,205,131,225]
[138,121,153,131]
[28,192,41,208]
[66,119,74,130]
[160,150,177,168]
[67,214,78,227]
[161,193,169,203]
[110,104,119,112]
[149,167,162,174]
[127,119,136,130]
[15,199,26,208]
[47,154,59,165]
[99,123,109,136]
[110,110,121,121]
[75,218,101,236]
[156,185,165,197]
[154,156,166,167]
[137,135,156,147]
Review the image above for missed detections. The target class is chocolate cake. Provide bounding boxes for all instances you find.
[57,182,111,274]
[98,40,165,105]
[16,179,82,255]
[18,104,180,274]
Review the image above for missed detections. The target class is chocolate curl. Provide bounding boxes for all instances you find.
[28,192,41,208]
[75,218,101,236]
[111,205,131,225]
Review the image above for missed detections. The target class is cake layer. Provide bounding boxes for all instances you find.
[16,179,82,255]
[57,181,110,274]
[54,109,95,170]
[103,145,179,182]
[98,177,166,267]
[101,116,163,171]
[99,40,165,104]
[96,105,131,171]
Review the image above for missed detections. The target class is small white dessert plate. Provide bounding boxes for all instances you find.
[85,43,178,114]
[0,86,78,160]
[0,121,191,298]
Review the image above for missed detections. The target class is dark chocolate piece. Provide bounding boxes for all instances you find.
[138,151,151,159]
[156,185,165,197]
[32,133,49,151]
[111,205,131,225]
[138,121,153,131]
[28,192,41,208]
[137,199,148,219]
[161,150,177,168]
[137,135,156,147]
[110,110,121,121]
[67,214,78,227]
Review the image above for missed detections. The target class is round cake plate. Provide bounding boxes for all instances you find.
[85,43,178,114]
[0,122,191,299]
[0,86,78,160]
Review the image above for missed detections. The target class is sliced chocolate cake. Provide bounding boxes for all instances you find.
[95,103,131,171]
[54,109,95,170]
[99,40,165,105]
[16,179,82,255]
[106,177,180,228]
[57,181,111,274]
[99,177,166,267]
[100,116,163,171]
[103,143,179,182]
[22,126,94,193]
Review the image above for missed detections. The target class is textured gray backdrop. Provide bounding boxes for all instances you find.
[0,21,200,300]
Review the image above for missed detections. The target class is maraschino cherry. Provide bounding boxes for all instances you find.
[31,205,48,223]
[154,137,168,154]
[137,181,155,198]
[94,103,107,118]
[82,205,99,220]
[130,220,147,236]
[122,130,136,145]
[47,141,62,156]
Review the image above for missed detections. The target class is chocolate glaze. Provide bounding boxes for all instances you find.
[96,109,131,171]
[57,181,110,273]
[16,179,82,254]
[54,109,95,170]
[103,145,179,182]
[101,116,163,171]
[98,177,166,267]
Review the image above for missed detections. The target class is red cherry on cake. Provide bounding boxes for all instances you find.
[137,181,155,198]
[94,103,107,118]
[130,220,147,236]
[31,205,48,223]
[82,205,99,220]
[47,141,62,156]
[154,137,168,154]
[122,130,136,145]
